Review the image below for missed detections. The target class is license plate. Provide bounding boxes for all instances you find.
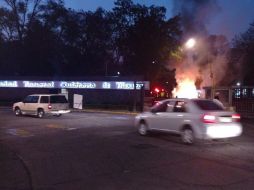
[219,117,232,123]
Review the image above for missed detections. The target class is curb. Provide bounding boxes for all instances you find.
[71,108,139,115]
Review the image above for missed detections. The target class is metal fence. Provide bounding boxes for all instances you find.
[232,87,254,113]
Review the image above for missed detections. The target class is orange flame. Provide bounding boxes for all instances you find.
[173,78,198,99]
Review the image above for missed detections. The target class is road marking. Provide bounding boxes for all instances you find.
[6,129,33,137]
[46,124,76,131]
[46,124,67,129]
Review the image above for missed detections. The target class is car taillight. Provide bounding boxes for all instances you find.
[48,104,52,109]
[232,114,241,122]
[202,114,216,124]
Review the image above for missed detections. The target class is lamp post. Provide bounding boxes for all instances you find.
[185,38,196,49]
[184,38,215,99]
[185,38,196,66]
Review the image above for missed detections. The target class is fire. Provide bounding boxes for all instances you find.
[173,78,198,99]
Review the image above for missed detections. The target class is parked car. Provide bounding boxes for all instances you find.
[13,94,70,118]
[135,98,242,144]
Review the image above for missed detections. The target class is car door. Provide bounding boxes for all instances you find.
[39,96,49,111]
[23,96,39,114]
[169,100,188,132]
[158,101,179,132]
[22,96,33,113]
[148,101,170,130]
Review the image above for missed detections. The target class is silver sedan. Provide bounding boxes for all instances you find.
[135,98,242,144]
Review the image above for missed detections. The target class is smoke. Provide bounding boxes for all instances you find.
[173,0,221,36]
[171,0,230,89]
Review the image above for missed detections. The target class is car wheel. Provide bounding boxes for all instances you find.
[37,109,44,118]
[15,107,22,116]
[138,122,149,136]
[181,128,194,145]
[55,114,62,117]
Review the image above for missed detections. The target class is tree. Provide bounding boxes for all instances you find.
[0,0,43,42]
[111,0,182,92]
[78,8,114,75]
[231,21,254,85]
[0,0,182,85]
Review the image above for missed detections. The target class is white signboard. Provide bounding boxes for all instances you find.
[73,94,83,110]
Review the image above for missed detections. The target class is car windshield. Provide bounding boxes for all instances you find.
[193,99,224,111]
[50,96,68,103]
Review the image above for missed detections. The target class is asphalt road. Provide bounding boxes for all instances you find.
[1,109,254,190]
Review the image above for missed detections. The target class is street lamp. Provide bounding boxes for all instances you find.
[184,38,196,66]
[185,38,214,99]
[185,38,196,49]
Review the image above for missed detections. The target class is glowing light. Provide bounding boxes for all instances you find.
[0,80,150,90]
[0,81,18,87]
[206,125,242,138]
[154,88,160,93]
[173,78,198,99]
[185,38,196,49]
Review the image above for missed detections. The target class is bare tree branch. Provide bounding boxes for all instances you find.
[2,0,43,41]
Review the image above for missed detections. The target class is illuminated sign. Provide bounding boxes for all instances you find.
[0,80,150,90]
[116,82,134,89]
[102,82,111,89]
[60,81,96,89]
[23,81,55,88]
[0,81,18,88]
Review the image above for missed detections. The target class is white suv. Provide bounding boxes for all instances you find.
[135,98,242,144]
[13,94,70,118]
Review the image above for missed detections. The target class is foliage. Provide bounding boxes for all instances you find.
[0,0,182,91]
[231,21,254,85]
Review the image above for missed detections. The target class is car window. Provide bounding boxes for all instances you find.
[24,96,38,103]
[31,96,39,103]
[193,99,224,111]
[173,101,187,112]
[50,95,68,103]
[40,96,49,103]
[166,101,175,112]
[151,101,169,113]
[24,96,32,103]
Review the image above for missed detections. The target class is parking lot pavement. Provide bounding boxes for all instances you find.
[0,143,32,190]
[1,106,138,115]
[2,109,254,190]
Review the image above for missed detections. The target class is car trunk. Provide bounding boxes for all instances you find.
[202,111,240,124]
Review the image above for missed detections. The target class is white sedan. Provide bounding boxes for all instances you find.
[135,98,242,144]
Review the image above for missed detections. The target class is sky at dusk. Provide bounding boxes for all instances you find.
[64,0,254,41]
[0,0,253,40]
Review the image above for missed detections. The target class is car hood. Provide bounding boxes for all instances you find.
[13,102,23,106]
